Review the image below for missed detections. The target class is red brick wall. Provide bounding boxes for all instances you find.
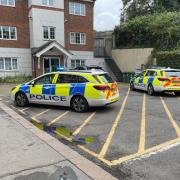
[0,0,30,48]
[64,0,94,51]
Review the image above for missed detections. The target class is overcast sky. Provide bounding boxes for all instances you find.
[94,0,123,31]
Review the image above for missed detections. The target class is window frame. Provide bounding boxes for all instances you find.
[34,74,55,85]
[70,32,86,45]
[42,0,54,7]
[0,57,18,71]
[56,74,89,84]
[0,26,17,40]
[43,26,56,40]
[0,0,15,7]
[69,2,86,16]
[71,59,85,68]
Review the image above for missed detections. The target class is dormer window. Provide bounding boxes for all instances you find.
[0,0,15,7]
[42,0,54,6]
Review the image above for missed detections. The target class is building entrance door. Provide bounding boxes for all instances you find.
[43,57,60,73]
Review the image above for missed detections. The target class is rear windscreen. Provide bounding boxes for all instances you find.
[99,73,114,83]
[165,71,180,77]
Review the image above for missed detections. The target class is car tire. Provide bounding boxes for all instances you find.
[71,95,89,113]
[15,92,29,107]
[174,92,180,96]
[130,82,135,91]
[147,84,155,96]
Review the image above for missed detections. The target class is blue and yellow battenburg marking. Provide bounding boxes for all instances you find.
[12,72,119,103]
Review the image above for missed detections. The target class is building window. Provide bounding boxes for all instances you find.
[71,59,85,68]
[70,32,86,45]
[0,0,15,6]
[43,26,55,40]
[0,26,17,40]
[0,57,18,71]
[42,0,54,6]
[69,2,86,16]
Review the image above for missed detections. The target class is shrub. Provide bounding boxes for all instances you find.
[114,11,180,51]
[155,50,180,68]
[0,75,32,84]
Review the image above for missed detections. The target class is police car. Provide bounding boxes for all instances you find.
[130,67,180,96]
[11,70,120,112]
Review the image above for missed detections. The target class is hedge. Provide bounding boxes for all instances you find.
[155,50,180,68]
[114,11,180,51]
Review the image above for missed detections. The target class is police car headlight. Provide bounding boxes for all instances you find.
[12,87,16,91]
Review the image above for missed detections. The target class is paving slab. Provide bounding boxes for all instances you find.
[0,101,117,180]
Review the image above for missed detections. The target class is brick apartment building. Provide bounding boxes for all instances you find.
[0,0,105,78]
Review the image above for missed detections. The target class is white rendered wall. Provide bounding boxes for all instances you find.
[67,51,107,71]
[29,8,64,48]
[0,48,32,78]
[28,0,64,9]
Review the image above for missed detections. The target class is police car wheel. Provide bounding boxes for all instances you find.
[15,92,29,107]
[71,96,88,113]
[174,92,180,96]
[147,84,155,96]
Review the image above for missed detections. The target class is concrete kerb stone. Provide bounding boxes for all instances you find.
[0,102,117,180]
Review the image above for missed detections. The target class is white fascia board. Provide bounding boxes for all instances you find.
[36,43,72,58]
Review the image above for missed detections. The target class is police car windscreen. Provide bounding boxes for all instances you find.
[165,70,180,77]
[99,73,114,83]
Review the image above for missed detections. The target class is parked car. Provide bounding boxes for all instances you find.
[11,69,120,112]
[130,67,180,96]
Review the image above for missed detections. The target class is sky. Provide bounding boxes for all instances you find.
[94,0,123,31]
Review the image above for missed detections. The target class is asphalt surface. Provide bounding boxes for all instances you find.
[4,85,180,180]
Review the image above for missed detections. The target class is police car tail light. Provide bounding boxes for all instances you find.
[93,85,110,91]
[158,77,170,82]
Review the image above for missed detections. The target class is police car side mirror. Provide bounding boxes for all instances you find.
[31,81,35,87]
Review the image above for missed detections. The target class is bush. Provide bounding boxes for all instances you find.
[114,11,180,51]
[0,75,32,84]
[155,50,180,68]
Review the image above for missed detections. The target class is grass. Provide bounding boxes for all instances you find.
[0,75,32,84]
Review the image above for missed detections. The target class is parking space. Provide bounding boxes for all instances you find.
[6,85,180,179]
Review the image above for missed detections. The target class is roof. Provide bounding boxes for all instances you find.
[33,41,73,58]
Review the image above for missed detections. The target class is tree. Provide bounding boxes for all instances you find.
[121,0,180,21]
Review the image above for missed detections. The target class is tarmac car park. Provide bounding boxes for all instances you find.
[11,70,120,113]
[130,67,180,96]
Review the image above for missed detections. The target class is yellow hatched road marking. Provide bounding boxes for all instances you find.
[111,137,180,166]
[138,94,146,153]
[47,111,69,126]
[31,109,50,123]
[98,88,130,158]
[160,97,180,137]
[72,112,96,136]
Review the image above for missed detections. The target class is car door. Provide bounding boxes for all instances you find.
[55,74,74,106]
[143,70,157,90]
[29,74,56,104]
[134,71,147,90]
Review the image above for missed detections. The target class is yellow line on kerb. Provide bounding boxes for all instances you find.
[31,109,50,123]
[138,94,146,153]
[98,88,130,158]
[72,112,96,136]
[47,111,69,126]
[160,97,180,137]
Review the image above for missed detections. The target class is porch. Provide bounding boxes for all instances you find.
[32,41,72,77]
